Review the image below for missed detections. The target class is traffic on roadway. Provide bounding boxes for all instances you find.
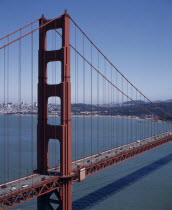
[0,130,172,197]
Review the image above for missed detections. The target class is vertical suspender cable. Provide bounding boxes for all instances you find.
[76,46,79,159]
[150,101,154,136]
[104,59,106,149]
[31,24,34,179]
[83,34,85,163]
[131,86,133,144]
[136,90,137,141]
[112,66,115,148]
[3,47,6,182]
[74,25,77,164]
[144,97,146,138]
[140,93,141,140]
[138,92,142,139]
[102,58,105,150]
[150,100,152,136]
[91,44,93,158]
[7,37,9,179]
[111,65,113,149]
[107,68,110,149]
[18,29,22,183]
[126,81,128,144]
[116,70,119,147]
[97,51,100,153]
[122,76,124,146]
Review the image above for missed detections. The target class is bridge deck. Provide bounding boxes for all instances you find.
[0,131,172,206]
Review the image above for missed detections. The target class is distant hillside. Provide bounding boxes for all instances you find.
[72,100,172,121]
[164,99,172,103]
[123,100,146,105]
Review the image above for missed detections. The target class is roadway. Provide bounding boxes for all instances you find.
[0,130,172,197]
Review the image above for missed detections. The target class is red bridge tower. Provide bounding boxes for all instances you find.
[37,11,72,210]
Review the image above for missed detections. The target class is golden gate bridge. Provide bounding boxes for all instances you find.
[0,11,172,209]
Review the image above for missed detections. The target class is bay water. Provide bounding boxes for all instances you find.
[0,115,171,209]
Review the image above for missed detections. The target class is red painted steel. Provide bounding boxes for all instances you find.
[0,14,63,49]
[1,135,172,207]
[0,177,62,206]
[83,135,172,177]
[60,12,72,210]
[37,11,72,210]
[0,17,41,41]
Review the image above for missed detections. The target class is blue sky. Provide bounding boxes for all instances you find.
[0,0,172,101]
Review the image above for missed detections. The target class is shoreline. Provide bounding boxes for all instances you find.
[0,113,164,122]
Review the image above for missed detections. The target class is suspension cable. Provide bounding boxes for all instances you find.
[68,16,172,119]
[0,17,41,41]
[69,44,170,122]
[0,14,63,49]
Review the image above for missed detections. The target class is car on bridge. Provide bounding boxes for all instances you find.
[1,185,7,189]
[22,184,29,188]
